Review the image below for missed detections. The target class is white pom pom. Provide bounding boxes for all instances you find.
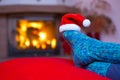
[83,19,91,27]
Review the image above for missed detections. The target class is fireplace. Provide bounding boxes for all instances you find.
[8,14,60,57]
[0,5,79,58]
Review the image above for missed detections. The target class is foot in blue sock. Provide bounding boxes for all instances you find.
[63,30,120,65]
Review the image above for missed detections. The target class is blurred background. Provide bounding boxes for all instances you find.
[0,0,120,60]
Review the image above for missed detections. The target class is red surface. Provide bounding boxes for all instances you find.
[0,57,110,80]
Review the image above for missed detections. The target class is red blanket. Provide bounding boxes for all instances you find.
[0,57,110,80]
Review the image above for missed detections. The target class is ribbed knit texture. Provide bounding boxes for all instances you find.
[63,30,120,76]
[86,62,111,76]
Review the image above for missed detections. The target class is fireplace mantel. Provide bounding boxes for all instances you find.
[0,5,79,14]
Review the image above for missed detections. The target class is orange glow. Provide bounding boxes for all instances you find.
[19,35,24,42]
[46,40,51,45]
[28,22,43,29]
[19,20,28,32]
[32,30,38,35]
[32,40,38,47]
[51,38,57,49]
[16,35,19,42]
[36,45,40,49]
[41,43,47,50]
[39,32,46,41]
[16,19,57,50]
[25,39,30,47]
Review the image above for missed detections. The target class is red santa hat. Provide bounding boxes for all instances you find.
[59,13,91,32]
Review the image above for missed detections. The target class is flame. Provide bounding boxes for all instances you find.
[51,38,57,49]
[16,35,19,42]
[19,35,24,42]
[41,43,47,50]
[39,32,46,41]
[16,19,57,50]
[28,22,43,29]
[18,35,25,48]
[46,40,51,45]
[25,39,30,47]
[32,40,38,47]
[19,20,28,32]
[36,45,40,49]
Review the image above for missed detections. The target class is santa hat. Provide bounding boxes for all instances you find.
[59,13,91,32]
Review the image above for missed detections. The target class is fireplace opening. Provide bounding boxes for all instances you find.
[8,14,60,57]
[16,20,57,50]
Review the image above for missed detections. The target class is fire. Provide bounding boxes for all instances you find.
[16,19,57,50]
[46,40,51,45]
[19,20,28,32]
[28,22,43,29]
[41,43,47,50]
[38,32,46,41]
[25,39,30,47]
[51,38,57,49]
[32,40,38,47]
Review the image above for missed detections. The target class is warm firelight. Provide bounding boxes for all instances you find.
[51,38,57,49]
[32,40,38,47]
[28,22,43,29]
[41,43,47,50]
[16,19,57,50]
[38,32,46,41]
[25,39,30,47]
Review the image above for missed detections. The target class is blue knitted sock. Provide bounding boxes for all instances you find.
[63,30,120,66]
[86,62,111,76]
